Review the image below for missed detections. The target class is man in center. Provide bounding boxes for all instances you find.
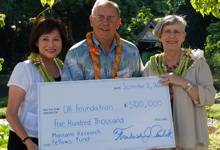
[62,0,143,80]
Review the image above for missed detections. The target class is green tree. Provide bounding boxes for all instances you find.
[0,14,6,28]
[190,0,220,77]
[0,14,5,71]
[205,22,220,76]
[126,6,153,42]
[176,0,218,49]
[1,0,215,74]
[0,0,142,74]
[40,0,55,8]
[191,0,220,19]
[0,58,3,72]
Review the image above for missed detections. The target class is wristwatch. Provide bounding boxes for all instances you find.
[185,81,193,92]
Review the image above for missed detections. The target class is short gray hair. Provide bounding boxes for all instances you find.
[91,0,120,17]
[153,15,187,38]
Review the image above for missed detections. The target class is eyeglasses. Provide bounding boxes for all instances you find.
[92,15,119,23]
[162,30,183,37]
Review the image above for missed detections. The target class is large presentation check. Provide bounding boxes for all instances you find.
[38,77,175,150]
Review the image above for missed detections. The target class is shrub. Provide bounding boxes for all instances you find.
[209,122,220,150]
[0,58,4,72]
[0,124,9,149]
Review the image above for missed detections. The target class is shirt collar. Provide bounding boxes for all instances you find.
[92,34,117,53]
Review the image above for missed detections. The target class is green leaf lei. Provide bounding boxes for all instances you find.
[150,49,193,77]
[28,52,64,82]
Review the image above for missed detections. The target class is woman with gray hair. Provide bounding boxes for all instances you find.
[142,15,216,150]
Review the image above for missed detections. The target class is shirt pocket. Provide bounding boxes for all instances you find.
[117,67,130,78]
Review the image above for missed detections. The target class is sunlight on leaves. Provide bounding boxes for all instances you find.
[0,14,6,28]
[40,0,54,8]
[190,0,220,19]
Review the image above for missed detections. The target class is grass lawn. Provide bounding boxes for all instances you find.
[207,103,220,119]
[0,97,7,107]
[0,107,7,119]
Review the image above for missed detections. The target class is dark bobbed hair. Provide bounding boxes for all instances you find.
[29,17,69,53]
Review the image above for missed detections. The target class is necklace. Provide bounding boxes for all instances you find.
[150,49,192,78]
[28,52,64,82]
[166,62,179,72]
[86,32,122,79]
[164,56,180,72]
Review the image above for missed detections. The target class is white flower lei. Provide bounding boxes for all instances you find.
[188,49,204,70]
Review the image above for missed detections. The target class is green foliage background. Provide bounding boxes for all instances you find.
[0,0,220,149]
[0,58,3,72]
[205,22,220,77]
[191,0,220,19]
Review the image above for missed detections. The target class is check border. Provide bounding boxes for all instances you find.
[38,77,175,150]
